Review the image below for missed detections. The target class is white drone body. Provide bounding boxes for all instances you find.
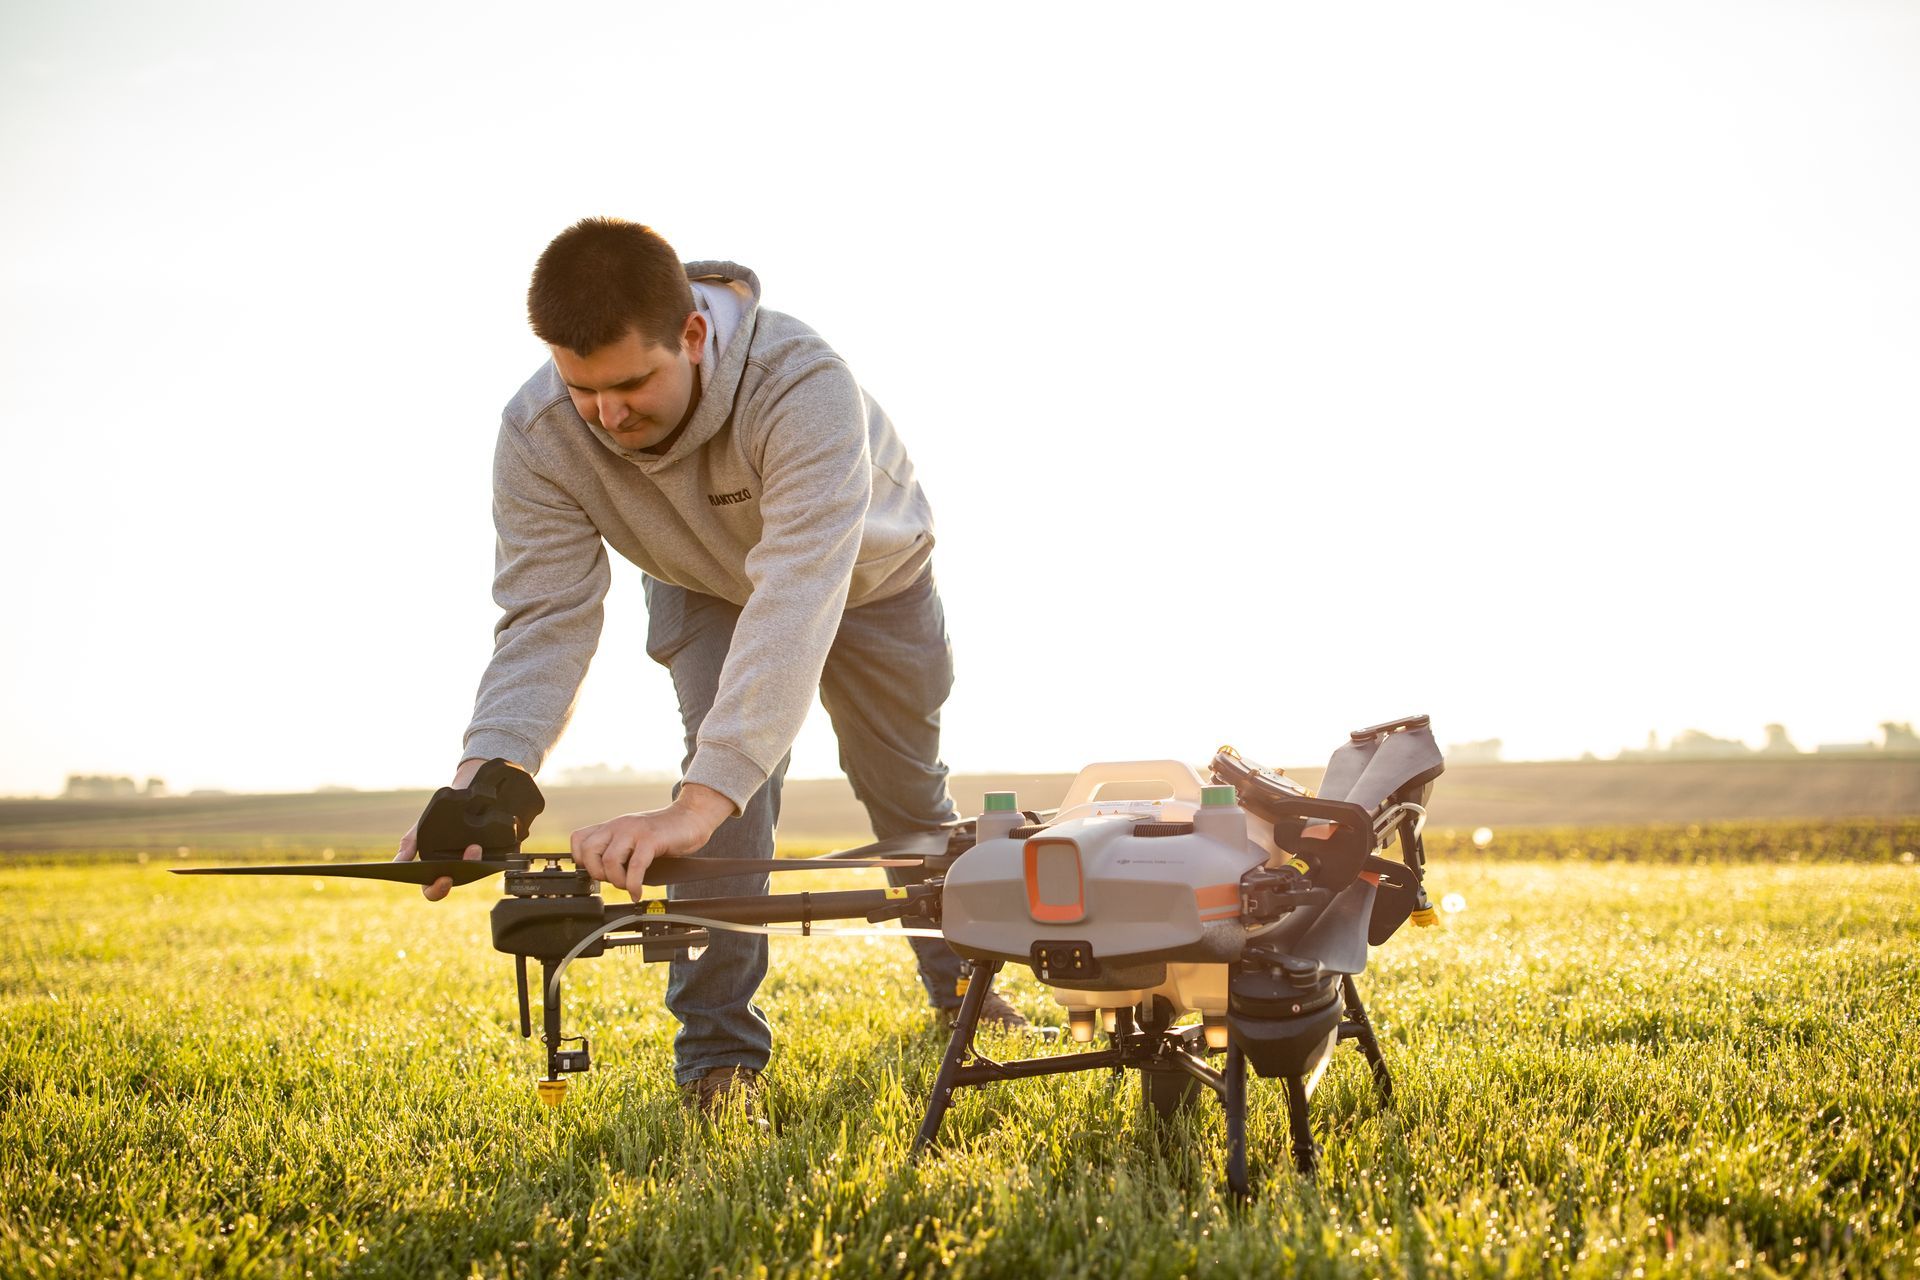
[943,758,1374,1072]
[939,720,1444,1095]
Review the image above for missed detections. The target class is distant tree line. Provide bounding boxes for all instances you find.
[1614,721,1918,761]
[62,775,168,799]
[1446,722,1919,766]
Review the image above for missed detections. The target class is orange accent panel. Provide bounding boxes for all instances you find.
[1359,871,1381,885]
[1301,823,1335,841]
[1024,839,1085,924]
[1193,883,1240,911]
[1197,907,1242,922]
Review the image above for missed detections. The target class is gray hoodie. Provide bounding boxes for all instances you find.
[461,261,936,810]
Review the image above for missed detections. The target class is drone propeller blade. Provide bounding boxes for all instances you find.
[1292,879,1377,975]
[172,855,931,890]
[172,860,515,886]
[820,829,956,861]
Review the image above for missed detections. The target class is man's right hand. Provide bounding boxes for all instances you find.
[392,757,490,902]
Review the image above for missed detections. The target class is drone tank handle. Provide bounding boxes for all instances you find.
[1055,759,1210,812]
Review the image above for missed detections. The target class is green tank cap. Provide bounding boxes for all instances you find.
[984,792,1019,812]
[1201,785,1238,807]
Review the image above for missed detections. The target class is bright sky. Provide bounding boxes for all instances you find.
[1,0,1914,798]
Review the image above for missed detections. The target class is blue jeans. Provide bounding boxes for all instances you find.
[643,568,965,1085]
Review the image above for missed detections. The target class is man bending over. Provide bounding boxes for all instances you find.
[395,218,1025,1119]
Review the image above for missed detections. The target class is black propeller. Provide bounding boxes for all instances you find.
[171,852,935,889]
[169,761,961,889]
[174,860,517,887]
[818,828,957,861]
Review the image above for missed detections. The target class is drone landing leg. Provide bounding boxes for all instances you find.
[913,959,1002,1156]
[1338,974,1393,1105]
[1285,1074,1318,1174]
[1223,1042,1249,1198]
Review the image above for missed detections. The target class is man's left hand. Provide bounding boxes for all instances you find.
[570,783,736,895]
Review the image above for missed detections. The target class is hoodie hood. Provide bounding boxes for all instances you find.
[584,260,763,468]
[475,258,937,807]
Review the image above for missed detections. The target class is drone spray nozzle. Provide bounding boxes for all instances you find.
[536,1078,568,1107]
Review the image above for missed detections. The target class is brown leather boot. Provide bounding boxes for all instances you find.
[979,991,1031,1030]
[950,990,1031,1032]
[679,1066,768,1129]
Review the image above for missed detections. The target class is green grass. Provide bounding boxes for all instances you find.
[1425,818,1920,864]
[2,840,1918,1277]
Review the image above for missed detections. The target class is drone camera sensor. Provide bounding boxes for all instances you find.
[1029,940,1098,982]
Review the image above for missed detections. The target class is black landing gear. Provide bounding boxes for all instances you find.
[1338,972,1393,1106]
[912,960,1397,1198]
[1271,974,1395,1180]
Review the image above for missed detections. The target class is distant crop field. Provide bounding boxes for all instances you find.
[3,830,1917,1277]
[5,756,1917,855]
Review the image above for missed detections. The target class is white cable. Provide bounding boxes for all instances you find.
[546,911,941,1001]
[549,914,645,1001]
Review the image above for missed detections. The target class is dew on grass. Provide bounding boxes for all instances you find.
[1472,827,1495,848]
[1442,893,1467,914]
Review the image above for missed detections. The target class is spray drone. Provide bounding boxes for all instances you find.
[177,715,1444,1196]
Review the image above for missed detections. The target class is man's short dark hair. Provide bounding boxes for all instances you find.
[527,218,694,354]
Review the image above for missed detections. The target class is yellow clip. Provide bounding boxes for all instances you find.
[955,977,970,997]
[885,887,908,900]
[644,900,665,914]
[1411,906,1439,928]
[1288,857,1311,876]
[536,1078,568,1107]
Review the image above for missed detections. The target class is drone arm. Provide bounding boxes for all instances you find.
[597,882,941,936]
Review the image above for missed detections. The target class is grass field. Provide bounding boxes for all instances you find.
[3,828,1919,1277]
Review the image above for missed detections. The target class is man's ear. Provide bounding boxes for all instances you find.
[682,311,709,365]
